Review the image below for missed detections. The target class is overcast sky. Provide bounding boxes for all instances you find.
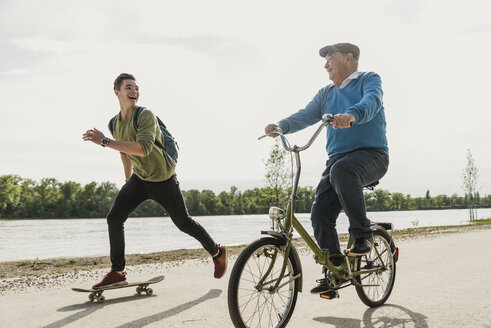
[0,0,490,197]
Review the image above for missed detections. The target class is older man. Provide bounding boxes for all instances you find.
[264,43,389,295]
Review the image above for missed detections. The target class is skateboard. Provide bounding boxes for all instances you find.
[72,275,165,303]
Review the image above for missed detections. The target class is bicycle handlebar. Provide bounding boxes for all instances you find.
[259,114,333,152]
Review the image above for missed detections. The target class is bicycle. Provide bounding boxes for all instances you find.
[227,114,399,328]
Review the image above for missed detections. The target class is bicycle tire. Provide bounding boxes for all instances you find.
[355,228,396,307]
[228,237,301,328]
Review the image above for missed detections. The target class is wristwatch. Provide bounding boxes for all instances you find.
[101,137,110,147]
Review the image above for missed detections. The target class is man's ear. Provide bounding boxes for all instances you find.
[346,53,353,63]
[114,89,119,96]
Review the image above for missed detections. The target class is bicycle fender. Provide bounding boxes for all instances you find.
[261,230,287,243]
[371,225,399,263]
[260,231,304,292]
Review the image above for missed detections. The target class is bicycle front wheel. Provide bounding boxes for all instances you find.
[355,228,396,307]
[228,237,300,328]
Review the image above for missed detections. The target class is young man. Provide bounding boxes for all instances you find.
[83,73,227,288]
[264,43,389,295]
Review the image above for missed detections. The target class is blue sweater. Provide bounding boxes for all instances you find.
[279,71,388,157]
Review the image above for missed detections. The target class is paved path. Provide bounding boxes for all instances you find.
[1,229,490,327]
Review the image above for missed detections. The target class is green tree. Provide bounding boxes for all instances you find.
[296,186,315,213]
[200,190,223,215]
[390,192,405,210]
[462,149,479,220]
[231,187,245,215]
[405,194,416,210]
[94,182,118,216]
[264,139,290,208]
[0,175,22,218]
[57,181,82,217]
[366,189,392,211]
[14,178,37,218]
[183,189,207,216]
[34,178,62,217]
[423,190,433,208]
[77,182,97,217]
[218,189,233,215]
[132,199,167,217]
[242,188,270,214]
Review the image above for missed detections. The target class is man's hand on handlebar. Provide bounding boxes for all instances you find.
[332,113,355,130]
[264,123,283,138]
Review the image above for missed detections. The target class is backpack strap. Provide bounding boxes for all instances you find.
[108,107,144,136]
[154,117,166,150]
[132,106,145,131]
[108,116,116,135]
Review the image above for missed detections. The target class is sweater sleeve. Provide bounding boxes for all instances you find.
[135,109,158,157]
[345,72,384,124]
[278,88,324,134]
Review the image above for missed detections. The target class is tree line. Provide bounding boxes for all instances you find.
[0,174,489,219]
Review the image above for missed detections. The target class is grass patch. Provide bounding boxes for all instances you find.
[15,259,51,270]
[471,218,491,225]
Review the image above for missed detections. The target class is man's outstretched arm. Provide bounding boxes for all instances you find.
[83,128,144,157]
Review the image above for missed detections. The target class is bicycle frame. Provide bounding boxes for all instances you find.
[260,114,386,292]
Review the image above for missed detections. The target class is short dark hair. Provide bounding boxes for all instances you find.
[113,73,136,90]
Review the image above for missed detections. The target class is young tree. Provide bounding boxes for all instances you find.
[461,149,479,221]
[264,139,290,208]
[0,175,22,218]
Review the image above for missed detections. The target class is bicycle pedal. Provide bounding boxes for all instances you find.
[345,251,368,257]
[320,290,339,300]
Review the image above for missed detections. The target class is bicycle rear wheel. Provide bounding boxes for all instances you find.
[355,228,396,307]
[228,237,300,328]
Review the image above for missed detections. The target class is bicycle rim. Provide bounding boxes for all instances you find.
[228,238,298,328]
[355,230,396,307]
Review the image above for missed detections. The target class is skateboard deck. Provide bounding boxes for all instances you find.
[72,275,165,303]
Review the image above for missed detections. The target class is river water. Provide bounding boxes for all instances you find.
[1,208,490,261]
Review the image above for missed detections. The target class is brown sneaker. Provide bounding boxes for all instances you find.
[213,245,227,279]
[92,271,128,289]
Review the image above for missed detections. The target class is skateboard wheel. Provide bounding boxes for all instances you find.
[136,286,142,294]
[97,295,106,303]
[89,293,95,302]
[146,288,153,295]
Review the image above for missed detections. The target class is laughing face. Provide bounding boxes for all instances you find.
[115,79,139,107]
[324,51,352,86]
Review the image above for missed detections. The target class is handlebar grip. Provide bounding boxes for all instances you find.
[258,127,283,140]
[322,114,333,122]
[322,114,353,126]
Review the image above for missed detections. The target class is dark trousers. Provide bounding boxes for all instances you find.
[310,148,389,255]
[107,174,218,271]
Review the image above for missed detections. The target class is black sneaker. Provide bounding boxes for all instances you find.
[347,238,373,256]
[310,278,330,294]
[329,254,345,266]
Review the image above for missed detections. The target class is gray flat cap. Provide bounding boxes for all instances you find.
[319,43,360,60]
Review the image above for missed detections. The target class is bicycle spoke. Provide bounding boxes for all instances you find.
[354,231,396,307]
[230,240,298,328]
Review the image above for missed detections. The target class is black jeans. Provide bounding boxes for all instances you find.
[106,174,219,271]
[310,148,389,255]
